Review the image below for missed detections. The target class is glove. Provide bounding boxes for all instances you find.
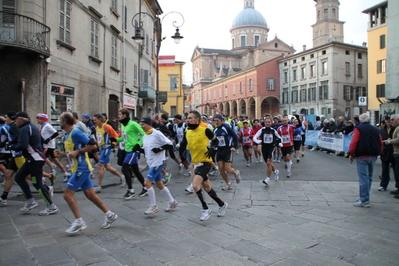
[110,144,115,149]
[44,138,51,144]
[278,143,283,147]
[132,144,141,152]
[152,147,164,153]
[204,147,216,159]
[176,143,180,149]
[5,142,13,150]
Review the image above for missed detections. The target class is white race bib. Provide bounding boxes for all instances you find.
[263,134,273,144]
[122,131,128,142]
[243,136,251,143]
[217,136,226,147]
[294,135,302,141]
[96,133,102,143]
[282,135,290,144]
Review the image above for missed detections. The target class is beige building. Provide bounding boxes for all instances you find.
[279,0,368,120]
[0,0,162,128]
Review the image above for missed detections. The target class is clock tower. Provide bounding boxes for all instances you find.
[311,0,344,47]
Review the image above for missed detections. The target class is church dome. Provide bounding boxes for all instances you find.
[231,4,268,30]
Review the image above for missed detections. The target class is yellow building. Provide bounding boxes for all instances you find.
[158,56,185,116]
[363,1,388,122]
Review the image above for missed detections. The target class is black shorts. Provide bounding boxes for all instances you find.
[45,148,56,159]
[262,147,274,161]
[0,153,12,162]
[194,162,212,181]
[294,141,302,151]
[301,134,306,145]
[7,157,19,171]
[242,145,253,150]
[281,146,293,157]
[217,148,233,163]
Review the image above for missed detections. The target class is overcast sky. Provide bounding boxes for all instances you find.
[157,0,382,84]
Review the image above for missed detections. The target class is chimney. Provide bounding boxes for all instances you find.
[362,42,367,48]
[303,45,306,51]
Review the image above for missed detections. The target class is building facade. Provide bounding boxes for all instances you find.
[0,0,162,128]
[190,0,295,117]
[279,0,368,120]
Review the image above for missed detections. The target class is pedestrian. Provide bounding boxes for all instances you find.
[55,112,117,233]
[383,114,399,198]
[179,110,228,221]
[349,113,383,207]
[9,112,59,215]
[138,117,178,214]
[238,120,254,167]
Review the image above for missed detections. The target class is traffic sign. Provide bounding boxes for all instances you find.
[358,96,367,106]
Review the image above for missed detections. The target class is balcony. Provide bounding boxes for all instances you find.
[138,84,156,101]
[0,12,50,57]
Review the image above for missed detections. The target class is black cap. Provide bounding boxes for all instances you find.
[6,111,17,120]
[174,114,182,120]
[15,111,30,119]
[140,117,153,126]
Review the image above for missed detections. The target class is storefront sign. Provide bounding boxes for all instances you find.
[123,94,136,109]
[51,84,74,95]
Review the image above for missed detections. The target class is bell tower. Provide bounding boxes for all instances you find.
[312,0,344,47]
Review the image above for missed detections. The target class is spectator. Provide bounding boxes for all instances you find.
[379,118,394,192]
[383,114,399,198]
[323,118,337,133]
[343,120,354,135]
[314,116,321,130]
[334,116,346,134]
[307,121,314,130]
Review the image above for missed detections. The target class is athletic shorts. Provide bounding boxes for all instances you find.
[45,148,56,159]
[194,162,212,181]
[99,148,112,164]
[294,141,302,151]
[123,151,139,165]
[146,163,164,183]
[301,134,306,146]
[7,156,25,171]
[217,148,233,163]
[281,146,293,157]
[262,147,274,161]
[242,145,253,150]
[0,153,12,162]
[66,171,93,191]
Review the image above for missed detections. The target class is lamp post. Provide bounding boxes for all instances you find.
[131,11,184,114]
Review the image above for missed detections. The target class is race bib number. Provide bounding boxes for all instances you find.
[263,134,273,144]
[217,136,226,147]
[243,136,251,143]
[66,152,75,167]
[122,131,128,142]
[282,135,290,144]
[294,135,302,141]
[96,133,102,143]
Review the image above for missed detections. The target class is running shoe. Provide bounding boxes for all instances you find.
[144,205,159,215]
[165,201,178,212]
[185,183,194,193]
[378,186,387,192]
[273,169,280,181]
[139,188,148,197]
[287,172,291,178]
[0,197,7,207]
[297,158,300,163]
[63,172,71,183]
[178,164,184,174]
[163,174,172,185]
[52,163,57,169]
[353,200,370,208]
[209,169,217,176]
[119,177,125,187]
[65,221,87,234]
[217,202,228,217]
[222,182,232,191]
[93,185,101,193]
[39,205,59,216]
[262,177,270,187]
[200,209,212,221]
[235,170,241,184]
[247,162,250,167]
[183,169,191,177]
[123,190,135,199]
[101,213,118,229]
[277,159,280,163]
[20,201,39,213]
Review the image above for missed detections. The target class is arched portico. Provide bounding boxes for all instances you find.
[260,96,280,117]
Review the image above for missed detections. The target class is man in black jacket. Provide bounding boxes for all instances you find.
[10,112,59,215]
[379,117,394,191]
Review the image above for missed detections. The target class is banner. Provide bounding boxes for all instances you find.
[305,130,352,152]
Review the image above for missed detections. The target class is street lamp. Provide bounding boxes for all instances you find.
[131,11,184,114]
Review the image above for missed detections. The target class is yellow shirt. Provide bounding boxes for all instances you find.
[186,126,213,164]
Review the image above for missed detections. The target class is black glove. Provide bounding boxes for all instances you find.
[204,147,216,159]
[152,147,164,153]
[44,138,51,144]
[110,144,115,149]
[132,144,141,152]
[110,137,117,143]
[5,142,13,151]
[211,138,219,147]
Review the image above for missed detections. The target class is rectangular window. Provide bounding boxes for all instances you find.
[343,85,352,100]
[123,5,127,30]
[322,61,327,74]
[213,90,216,100]
[111,36,118,67]
[90,20,99,58]
[284,62,287,67]
[219,88,222,98]
[311,87,316,100]
[345,62,350,76]
[293,90,298,103]
[169,77,177,91]
[111,0,117,11]
[145,34,149,53]
[324,8,328,18]
[332,8,336,18]
[357,64,363,78]
[322,50,326,55]
[358,52,362,59]
[310,65,315,77]
[240,82,243,93]
[267,78,276,90]
[377,59,386,73]
[308,88,312,101]
[122,56,126,81]
[376,84,385,97]
[233,84,236,95]
[301,67,306,79]
[293,59,297,64]
[240,36,246,47]
[254,35,260,46]
[225,86,228,97]
[59,0,71,44]
[134,65,138,86]
[249,79,253,91]
[380,34,386,49]
[141,69,149,85]
[284,72,288,83]
[319,81,329,100]
[301,56,305,61]
[283,91,288,104]
[345,50,350,55]
[310,54,314,58]
[355,87,367,98]
[293,69,297,81]
[301,89,307,102]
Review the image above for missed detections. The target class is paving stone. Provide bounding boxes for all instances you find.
[306,243,357,260]
[167,256,210,266]
[225,240,285,264]
[265,229,319,249]
[350,233,399,252]
[29,244,71,265]
[305,208,348,220]
[347,254,393,266]
[269,257,313,266]
[189,227,241,247]
[0,238,36,266]
[111,247,164,266]
[301,221,358,238]
[294,212,334,223]
[267,213,309,225]
[202,250,261,266]
[287,248,353,266]
[138,238,191,263]
[366,248,399,265]
[318,235,376,254]
[63,241,112,265]
[23,235,56,248]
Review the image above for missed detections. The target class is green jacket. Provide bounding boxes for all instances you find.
[117,120,144,152]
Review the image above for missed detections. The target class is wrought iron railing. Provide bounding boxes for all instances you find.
[0,11,50,56]
[138,84,156,100]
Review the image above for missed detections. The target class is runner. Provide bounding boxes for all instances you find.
[253,117,282,186]
[252,119,263,163]
[179,111,228,221]
[238,120,254,167]
[277,115,299,178]
[54,112,117,233]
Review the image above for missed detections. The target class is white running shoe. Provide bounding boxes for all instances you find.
[235,170,241,184]
[39,205,59,216]
[185,183,194,193]
[144,205,159,215]
[200,209,212,221]
[273,169,280,181]
[65,220,87,234]
[101,213,118,229]
[217,202,228,217]
[178,164,184,174]
[165,201,178,212]
[20,201,39,213]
